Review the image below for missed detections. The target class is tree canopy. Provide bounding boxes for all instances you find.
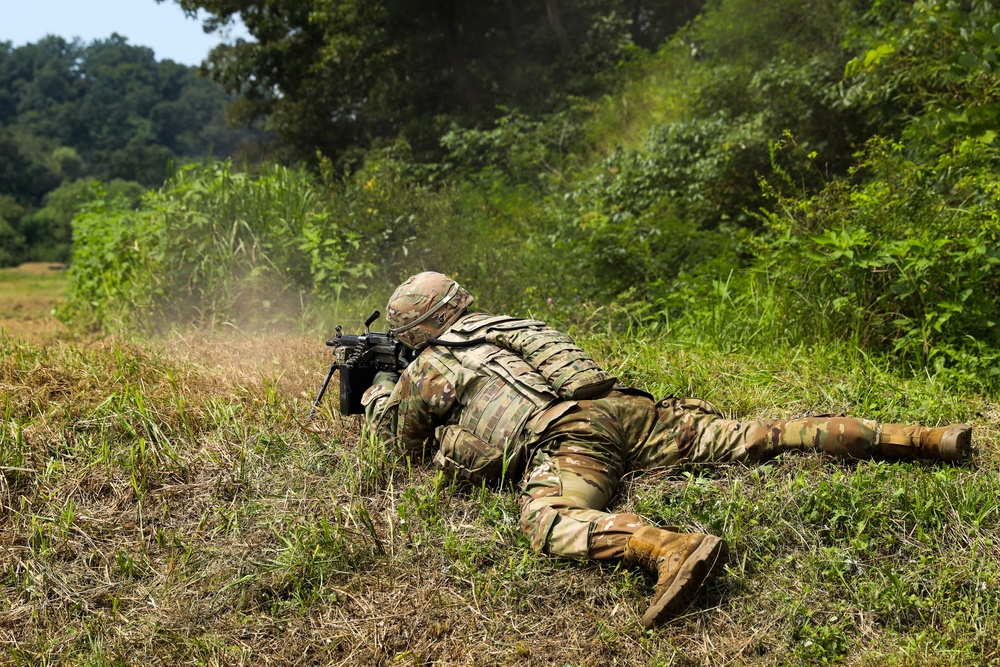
[168,0,704,164]
[0,34,262,265]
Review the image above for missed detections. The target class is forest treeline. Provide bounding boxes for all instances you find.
[167,0,706,165]
[58,0,1000,390]
[0,35,261,266]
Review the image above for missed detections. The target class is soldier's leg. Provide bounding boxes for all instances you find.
[518,394,658,560]
[518,393,730,627]
[519,441,645,560]
[630,397,972,469]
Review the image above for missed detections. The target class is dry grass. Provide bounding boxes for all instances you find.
[0,334,662,665]
[1,325,998,665]
[0,262,70,344]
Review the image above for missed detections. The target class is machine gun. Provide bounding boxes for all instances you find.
[308,310,419,418]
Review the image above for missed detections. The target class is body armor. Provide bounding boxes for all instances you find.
[430,313,614,482]
[439,314,560,449]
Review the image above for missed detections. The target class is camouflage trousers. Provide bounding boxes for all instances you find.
[518,391,879,560]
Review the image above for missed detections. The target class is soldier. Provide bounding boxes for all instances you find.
[362,271,973,629]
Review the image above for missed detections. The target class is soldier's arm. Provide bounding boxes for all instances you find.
[393,355,458,459]
[362,371,401,441]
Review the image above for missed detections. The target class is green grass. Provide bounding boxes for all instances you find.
[581,44,696,158]
[0,264,68,321]
[1,329,997,665]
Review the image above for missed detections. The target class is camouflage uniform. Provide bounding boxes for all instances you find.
[363,313,889,562]
[365,272,969,567]
[361,272,971,626]
[516,392,882,560]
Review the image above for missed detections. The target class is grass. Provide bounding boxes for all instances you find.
[1,296,998,664]
[582,44,695,158]
[0,262,69,343]
[10,237,995,664]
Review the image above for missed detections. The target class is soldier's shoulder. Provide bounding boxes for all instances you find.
[407,346,457,377]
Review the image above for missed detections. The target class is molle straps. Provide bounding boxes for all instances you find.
[485,326,617,400]
[440,314,618,400]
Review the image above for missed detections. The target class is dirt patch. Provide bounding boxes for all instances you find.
[3,262,67,275]
[0,315,69,342]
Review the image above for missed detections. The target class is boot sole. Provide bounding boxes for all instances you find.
[641,536,729,629]
[937,424,972,461]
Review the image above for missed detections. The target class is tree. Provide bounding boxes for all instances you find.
[167,0,705,165]
[0,35,261,265]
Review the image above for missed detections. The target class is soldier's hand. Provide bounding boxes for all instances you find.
[374,371,401,385]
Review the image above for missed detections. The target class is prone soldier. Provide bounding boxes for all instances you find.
[359,271,973,628]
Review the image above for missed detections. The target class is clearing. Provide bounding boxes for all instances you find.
[0,262,69,344]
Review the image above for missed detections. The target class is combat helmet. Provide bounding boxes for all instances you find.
[386,271,474,348]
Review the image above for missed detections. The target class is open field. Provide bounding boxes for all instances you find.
[0,263,69,344]
[1,291,999,665]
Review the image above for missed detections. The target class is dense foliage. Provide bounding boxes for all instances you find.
[62,0,1000,392]
[62,163,347,329]
[0,35,261,266]
[166,0,704,165]
[753,138,1000,382]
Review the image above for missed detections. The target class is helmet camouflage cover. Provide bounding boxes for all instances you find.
[386,271,474,348]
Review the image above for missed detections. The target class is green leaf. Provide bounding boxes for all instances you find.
[863,44,896,68]
[957,53,980,69]
[844,57,862,78]
[977,129,997,144]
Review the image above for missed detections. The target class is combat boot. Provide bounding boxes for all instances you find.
[623,526,729,628]
[879,423,972,461]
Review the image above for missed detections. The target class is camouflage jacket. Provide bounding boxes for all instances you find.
[361,313,594,480]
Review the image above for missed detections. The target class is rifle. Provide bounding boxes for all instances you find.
[307,310,419,419]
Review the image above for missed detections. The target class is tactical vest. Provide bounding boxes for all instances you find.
[430,314,615,484]
[439,314,560,447]
[481,320,618,400]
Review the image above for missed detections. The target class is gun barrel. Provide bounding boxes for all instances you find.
[330,333,365,347]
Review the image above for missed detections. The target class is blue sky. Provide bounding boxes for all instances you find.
[1,0,250,66]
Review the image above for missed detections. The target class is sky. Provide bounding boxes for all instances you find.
[0,0,251,66]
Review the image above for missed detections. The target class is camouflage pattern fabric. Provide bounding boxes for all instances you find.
[445,314,618,400]
[518,392,657,560]
[363,313,564,460]
[362,372,399,439]
[519,392,881,560]
[631,397,881,468]
[365,311,887,563]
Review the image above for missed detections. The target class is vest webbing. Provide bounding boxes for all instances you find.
[436,314,558,447]
[445,313,618,401]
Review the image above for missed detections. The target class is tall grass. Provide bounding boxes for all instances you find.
[61,162,366,332]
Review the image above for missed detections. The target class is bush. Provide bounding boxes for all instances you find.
[754,138,1000,386]
[843,0,1000,153]
[60,162,367,331]
[58,152,551,331]
[543,114,762,303]
[439,109,587,187]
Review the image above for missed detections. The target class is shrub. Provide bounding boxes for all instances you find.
[61,162,367,331]
[754,138,1000,386]
[843,0,1000,152]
